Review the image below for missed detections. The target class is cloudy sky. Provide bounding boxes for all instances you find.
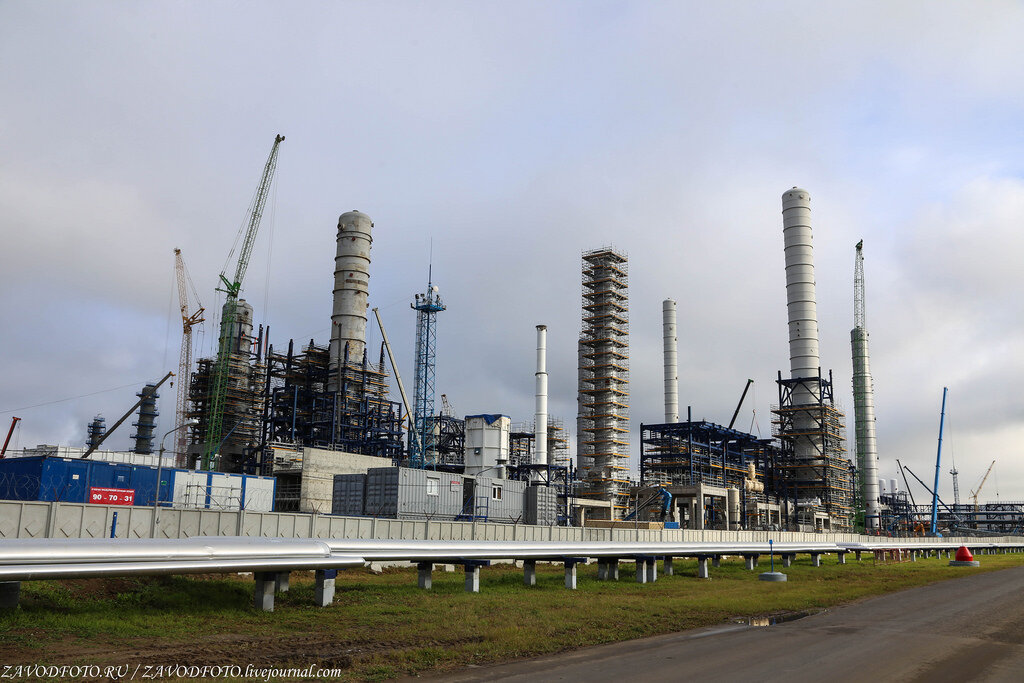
[2,1,1022,504]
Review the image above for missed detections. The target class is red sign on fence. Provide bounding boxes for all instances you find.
[89,487,135,505]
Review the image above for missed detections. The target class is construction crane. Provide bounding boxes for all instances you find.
[727,379,753,430]
[971,460,996,511]
[201,134,284,470]
[440,394,455,418]
[173,248,205,464]
[1,417,21,458]
[950,455,961,507]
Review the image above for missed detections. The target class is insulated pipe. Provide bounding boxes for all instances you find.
[330,210,373,391]
[662,299,679,423]
[852,326,881,528]
[535,325,549,471]
[781,188,821,399]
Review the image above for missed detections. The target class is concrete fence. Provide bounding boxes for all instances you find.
[0,500,1014,547]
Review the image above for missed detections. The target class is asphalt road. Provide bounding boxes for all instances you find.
[425,566,1024,682]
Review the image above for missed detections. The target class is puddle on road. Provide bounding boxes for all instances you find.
[733,609,824,627]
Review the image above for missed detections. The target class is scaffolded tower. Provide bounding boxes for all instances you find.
[410,278,445,468]
[86,416,105,450]
[772,188,852,531]
[577,247,630,518]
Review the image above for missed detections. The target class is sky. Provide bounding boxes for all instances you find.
[1,1,1022,505]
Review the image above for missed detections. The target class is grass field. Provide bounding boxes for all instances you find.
[2,552,1022,681]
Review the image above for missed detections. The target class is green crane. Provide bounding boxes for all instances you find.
[201,134,284,470]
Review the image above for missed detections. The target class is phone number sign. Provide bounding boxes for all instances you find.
[89,487,135,505]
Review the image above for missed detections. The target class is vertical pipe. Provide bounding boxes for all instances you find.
[931,387,948,535]
[852,325,881,528]
[662,299,679,423]
[535,325,549,472]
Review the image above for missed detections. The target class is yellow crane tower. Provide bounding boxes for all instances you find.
[174,248,205,464]
[970,460,996,513]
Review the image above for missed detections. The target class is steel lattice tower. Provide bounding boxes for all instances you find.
[410,277,445,468]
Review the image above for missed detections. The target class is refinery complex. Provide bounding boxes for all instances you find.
[1,137,1019,537]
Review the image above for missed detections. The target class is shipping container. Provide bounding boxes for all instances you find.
[471,476,526,522]
[0,456,275,511]
[331,473,366,516]
[364,467,465,520]
[525,484,558,526]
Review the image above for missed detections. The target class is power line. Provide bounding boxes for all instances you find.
[0,381,154,414]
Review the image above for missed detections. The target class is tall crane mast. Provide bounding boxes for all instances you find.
[201,134,284,470]
[173,248,205,464]
[949,453,961,507]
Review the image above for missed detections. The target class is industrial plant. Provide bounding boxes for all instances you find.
[1,136,1020,538]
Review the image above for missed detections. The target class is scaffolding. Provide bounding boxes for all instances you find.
[259,337,404,471]
[577,247,630,518]
[770,370,854,531]
[509,417,570,470]
[187,330,267,472]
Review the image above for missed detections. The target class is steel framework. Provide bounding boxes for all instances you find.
[410,279,445,468]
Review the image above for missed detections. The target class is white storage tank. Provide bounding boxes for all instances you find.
[463,414,510,477]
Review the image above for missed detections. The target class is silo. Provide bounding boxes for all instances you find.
[330,210,373,391]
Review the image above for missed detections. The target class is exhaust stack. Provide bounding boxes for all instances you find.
[662,299,679,423]
[535,325,549,472]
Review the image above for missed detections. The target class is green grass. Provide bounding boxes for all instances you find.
[2,553,1022,681]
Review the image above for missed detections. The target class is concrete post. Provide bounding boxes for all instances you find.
[565,562,577,590]
[752,554,760,568]
[712,555,721,568]
[646,558,657,583]
[782,554,793,568]
[597,559,608,581]
[695,496,705,530]
[524,560,537,586]
[465,565,481,593]
[254,572,275,612]
[418,562,433,590]
[664,556,674,576]
[275,572,290,593]
[856,551,862,562]
[697,556,710,580]
[635,561,647,584]
[745,555,756,571]
[609,559,620,581]
[811,553,822,567]
[314,569,336,607]
[911,551,917,562]
[0,582,20,610]
[838,552,846,565]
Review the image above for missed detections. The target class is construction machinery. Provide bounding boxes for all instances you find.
[1,417,21,458]
[173,248,204,465]
[201,134,284,470]
[971,460,996,512]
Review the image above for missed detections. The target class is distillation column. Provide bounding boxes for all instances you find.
[852,241,881,528]
[662,299,679,423]
[535,325,549,476]
[329,211,373,392]
[782,187,821,457]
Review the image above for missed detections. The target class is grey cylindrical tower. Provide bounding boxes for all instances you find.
[330,210,373,391]
[534,325,548,471]
[662,299,679,423]
[852,326,881,527]
[782,188,821,402]
[782,187,822,467]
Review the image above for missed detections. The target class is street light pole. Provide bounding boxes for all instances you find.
[157,421,197,514]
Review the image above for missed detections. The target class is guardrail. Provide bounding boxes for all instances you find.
[1,536,1021,611]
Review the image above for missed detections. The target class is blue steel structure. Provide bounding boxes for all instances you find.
[410,277,445,468]
[931,386,948,535]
